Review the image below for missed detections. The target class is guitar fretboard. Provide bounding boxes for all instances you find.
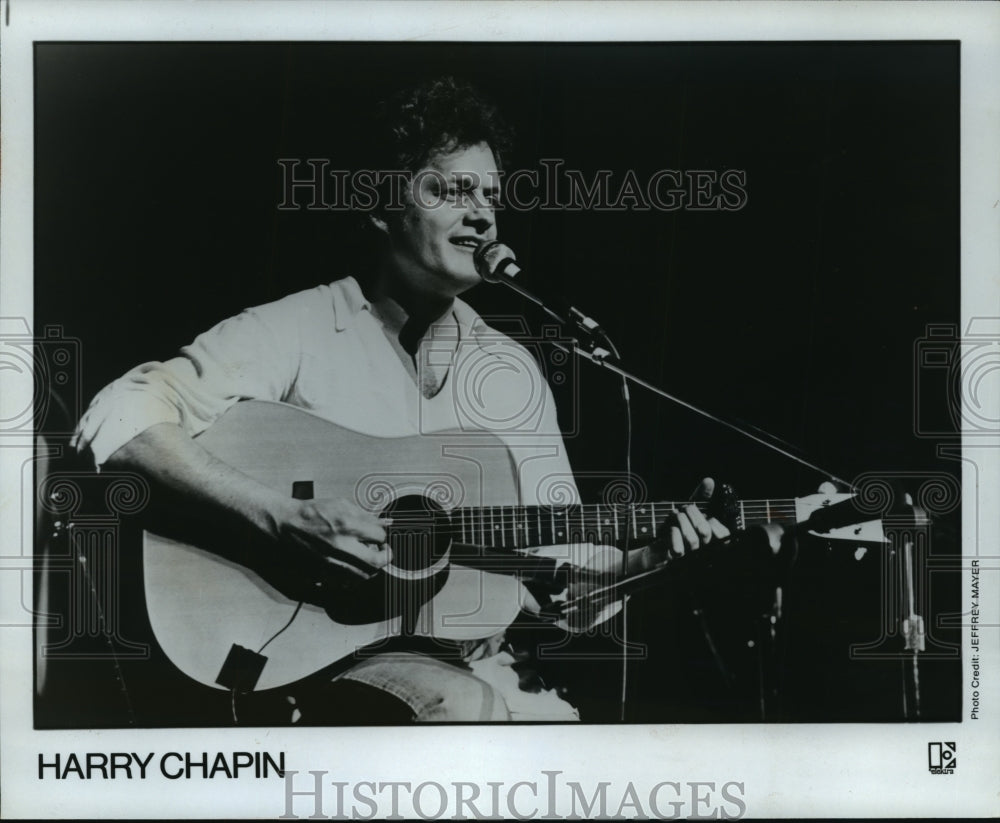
[445,499,798,550]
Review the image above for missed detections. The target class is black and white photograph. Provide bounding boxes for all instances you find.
[2,2,998,819]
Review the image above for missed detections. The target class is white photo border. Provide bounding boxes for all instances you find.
[2,1,998,818]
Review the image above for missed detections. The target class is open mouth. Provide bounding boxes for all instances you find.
[450,237,483,252]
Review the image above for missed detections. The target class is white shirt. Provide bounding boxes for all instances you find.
[73,276,579,507]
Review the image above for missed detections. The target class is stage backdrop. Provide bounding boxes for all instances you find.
[33,42,960,726]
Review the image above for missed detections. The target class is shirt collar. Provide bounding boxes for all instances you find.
[331,275,372,331]
[331,275,491,350]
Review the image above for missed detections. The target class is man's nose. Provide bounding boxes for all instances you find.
[463,198,495,232]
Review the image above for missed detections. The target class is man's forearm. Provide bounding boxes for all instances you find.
[104,422,292,540]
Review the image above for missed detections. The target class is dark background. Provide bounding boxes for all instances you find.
[33,42,961,726]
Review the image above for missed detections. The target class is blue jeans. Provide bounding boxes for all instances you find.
[334,651,512,722]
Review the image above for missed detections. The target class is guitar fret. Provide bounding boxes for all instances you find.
[392,496,805,553]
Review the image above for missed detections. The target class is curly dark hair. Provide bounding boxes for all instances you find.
[368,76,514,175]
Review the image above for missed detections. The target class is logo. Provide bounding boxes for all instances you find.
[928,742,956,774]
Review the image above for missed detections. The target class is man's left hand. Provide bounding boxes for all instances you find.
[631,477,731,574]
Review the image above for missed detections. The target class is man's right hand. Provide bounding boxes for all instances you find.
[279,498,393,580]
[105,423,394,582]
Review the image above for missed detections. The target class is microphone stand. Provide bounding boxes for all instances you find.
[475,240,850,485]
[476,247,853,720]
[542,328,791,722]
[566,337,855,491]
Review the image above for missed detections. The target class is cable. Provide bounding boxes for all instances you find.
[258,600,304,654]
[600,333,633,724]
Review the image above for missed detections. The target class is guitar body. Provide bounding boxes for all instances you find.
[143,401,529,691]
[143,401,893,694]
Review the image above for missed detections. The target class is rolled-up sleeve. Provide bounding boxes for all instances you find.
[73,304,299,469]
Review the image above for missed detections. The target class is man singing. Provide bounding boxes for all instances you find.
[73,76,727,722]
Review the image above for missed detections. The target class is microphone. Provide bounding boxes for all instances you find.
[473,241,608,338]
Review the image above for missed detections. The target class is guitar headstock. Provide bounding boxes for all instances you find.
[795,491,892,544]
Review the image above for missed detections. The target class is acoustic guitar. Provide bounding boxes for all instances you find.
[142,400,886,691]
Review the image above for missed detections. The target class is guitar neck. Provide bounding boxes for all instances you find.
[449,498,798,551]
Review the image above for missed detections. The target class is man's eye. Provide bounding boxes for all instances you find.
[446,186,499,207]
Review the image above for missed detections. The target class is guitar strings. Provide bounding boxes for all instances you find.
[380,500,799,519]
[378,504,799,534]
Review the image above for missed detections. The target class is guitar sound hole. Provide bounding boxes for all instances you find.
[383,495,451,572]
[322,495,451,626]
